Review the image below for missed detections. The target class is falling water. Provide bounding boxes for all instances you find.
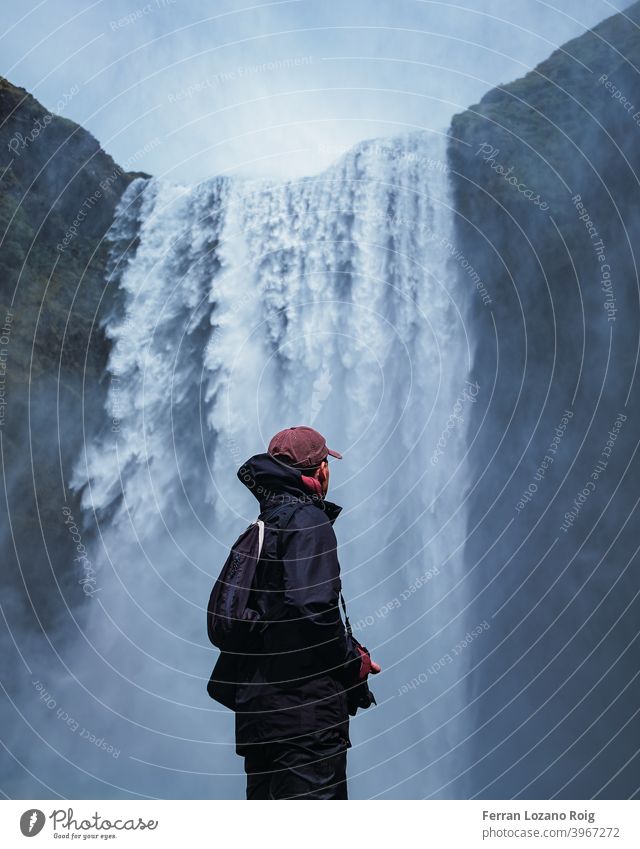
[66,130,474,799]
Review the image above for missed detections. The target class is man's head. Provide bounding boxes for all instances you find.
[268,426,342,497]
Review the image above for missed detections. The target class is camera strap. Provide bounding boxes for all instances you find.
[339,591,353,638]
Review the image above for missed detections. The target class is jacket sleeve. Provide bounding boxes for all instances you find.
[278,509,361,682]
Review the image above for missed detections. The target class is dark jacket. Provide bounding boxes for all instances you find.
[231,452,360,753]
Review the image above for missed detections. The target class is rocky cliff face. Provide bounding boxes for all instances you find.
[0,76,149,379]
[0,76,148,628]
[449,3,640,797]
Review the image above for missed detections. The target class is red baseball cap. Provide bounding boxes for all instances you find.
[268,426,343,468]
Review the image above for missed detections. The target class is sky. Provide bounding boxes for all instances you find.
[1,0,635,181]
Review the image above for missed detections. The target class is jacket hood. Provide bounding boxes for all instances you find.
[237,452,342,522]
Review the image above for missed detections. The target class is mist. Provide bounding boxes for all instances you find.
[3,0,633,180]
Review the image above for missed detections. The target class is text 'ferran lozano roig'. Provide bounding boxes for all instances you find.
[483,810,596,824]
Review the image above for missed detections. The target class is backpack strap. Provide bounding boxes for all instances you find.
[255,519,265,560]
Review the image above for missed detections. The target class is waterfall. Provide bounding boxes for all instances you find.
[69,131,474,799]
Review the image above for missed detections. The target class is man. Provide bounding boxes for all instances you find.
[233,426,381,799]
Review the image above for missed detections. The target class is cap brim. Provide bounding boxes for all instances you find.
[327,447,343,459]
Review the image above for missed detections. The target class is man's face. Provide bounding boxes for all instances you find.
[317,459,330,496]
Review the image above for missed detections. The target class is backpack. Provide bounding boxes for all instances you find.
[206,503,299,708]
[206,518,266,653]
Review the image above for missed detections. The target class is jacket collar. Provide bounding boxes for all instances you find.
[237,452,342,523]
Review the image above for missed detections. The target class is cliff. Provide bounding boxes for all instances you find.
[449,2,640,797]
[0,76,149,625]
[0,76,149,381]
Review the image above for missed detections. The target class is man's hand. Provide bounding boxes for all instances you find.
[356,645,382,679]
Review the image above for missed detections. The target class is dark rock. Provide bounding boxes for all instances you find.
[449,2,640,798]
[0,75,149,632]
